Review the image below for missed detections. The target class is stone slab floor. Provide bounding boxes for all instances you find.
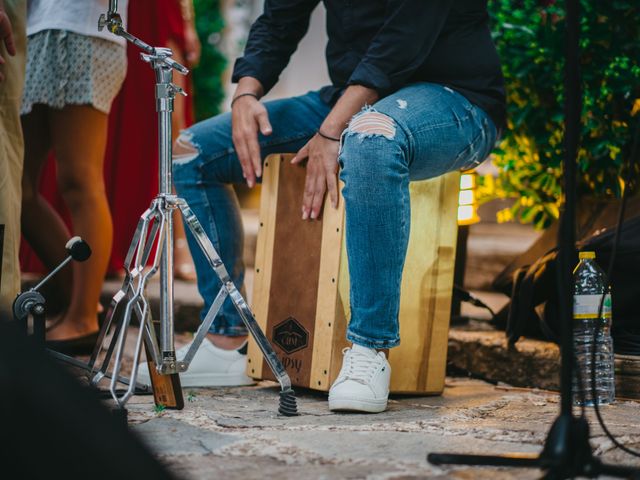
[124,377,640,479]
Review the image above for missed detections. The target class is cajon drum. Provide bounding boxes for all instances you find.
[248,154,460,394]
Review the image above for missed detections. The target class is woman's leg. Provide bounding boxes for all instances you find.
[21,105,73,306]
[46,105,113,340]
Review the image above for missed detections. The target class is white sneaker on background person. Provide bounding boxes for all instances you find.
[328,344,391,413]
[136,338,254,388]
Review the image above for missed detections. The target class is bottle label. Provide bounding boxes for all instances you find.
[573,294,612,320]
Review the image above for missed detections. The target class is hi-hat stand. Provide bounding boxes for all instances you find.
[82,1,297,416]
[428,1,640,478]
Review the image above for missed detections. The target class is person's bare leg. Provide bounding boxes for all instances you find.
[168,41,197,282]
[21,105,72,306]
[46,105,112,340]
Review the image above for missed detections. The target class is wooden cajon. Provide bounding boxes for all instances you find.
[247,154,460,394]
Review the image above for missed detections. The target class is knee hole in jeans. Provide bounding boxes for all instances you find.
[347,111,397,140]
[173,132,200,165]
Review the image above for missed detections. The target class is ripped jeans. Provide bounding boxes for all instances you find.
[173,83,497,347]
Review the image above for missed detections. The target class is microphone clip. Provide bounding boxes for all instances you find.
[98,12,124,34]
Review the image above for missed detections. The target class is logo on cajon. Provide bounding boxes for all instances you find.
[273,317,308,354]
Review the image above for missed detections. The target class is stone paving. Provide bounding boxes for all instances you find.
[57,218,637,478]
[90,218,640,479]
[125,378,640,479]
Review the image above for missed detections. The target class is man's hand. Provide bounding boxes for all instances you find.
[292,134,340,220]
[231,78,271,188]
[0,7,16,82]
[289,84,379,220]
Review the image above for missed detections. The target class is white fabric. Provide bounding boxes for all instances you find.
[26,0,129,46]
[137,338,254,388]
[21,30,127,115]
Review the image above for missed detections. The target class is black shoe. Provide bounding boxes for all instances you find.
[46,332,99,356]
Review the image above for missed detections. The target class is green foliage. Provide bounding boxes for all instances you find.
[153,403,166,414]
[192,0,227,121]
[481,0,640,229]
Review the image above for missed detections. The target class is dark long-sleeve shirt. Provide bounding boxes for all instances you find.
[232,0,506,129]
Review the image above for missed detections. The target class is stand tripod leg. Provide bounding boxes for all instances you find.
[177,287,228,368]
[428,453,541,468]
[108,209,168,405]
[428,415,640,479]
[116,203,183,408]
[89,204,160,375]
[177,199,298,416]
[81,204,173,404]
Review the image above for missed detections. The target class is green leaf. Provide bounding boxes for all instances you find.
[488,0,638,227]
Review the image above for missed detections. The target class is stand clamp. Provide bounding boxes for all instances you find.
[13,290,46,350]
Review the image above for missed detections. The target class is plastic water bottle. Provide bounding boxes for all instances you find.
[572,251,615,406]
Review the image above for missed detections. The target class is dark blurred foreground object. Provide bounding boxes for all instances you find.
[0,224,4,298]
[0,320,176,480]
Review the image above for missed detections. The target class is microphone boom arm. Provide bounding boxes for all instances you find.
[98,1,170,58]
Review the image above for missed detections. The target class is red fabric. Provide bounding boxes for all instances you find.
[21,0,192,275]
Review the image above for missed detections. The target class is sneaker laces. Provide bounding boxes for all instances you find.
[341,347,382,385]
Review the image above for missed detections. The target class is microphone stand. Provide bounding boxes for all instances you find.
[427,1,640,477]
[86,4,298,416]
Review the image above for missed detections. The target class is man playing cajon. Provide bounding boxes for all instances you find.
[138,0,505,413]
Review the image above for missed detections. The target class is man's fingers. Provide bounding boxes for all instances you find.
[0,13,16,56]
[302,165,317,220]
[326,170,339,209]
[310,174,327,220]
[247,133,262,179]
[292,143,309,164]
[256,110,272,136]
[232,135,256,186]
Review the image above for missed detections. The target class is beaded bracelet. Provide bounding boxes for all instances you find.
[317,130,341,142]
[230,92,259,108]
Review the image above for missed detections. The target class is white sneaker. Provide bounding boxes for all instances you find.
[137,338,255,388]
[328,344,391,413]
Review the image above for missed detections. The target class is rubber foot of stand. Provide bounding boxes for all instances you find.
[111,407,128,427]
[278,388,299,416]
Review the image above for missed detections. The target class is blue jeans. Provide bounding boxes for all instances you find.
[173,83,497,348]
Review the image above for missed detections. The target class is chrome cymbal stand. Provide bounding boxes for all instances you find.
[86,4,297,415]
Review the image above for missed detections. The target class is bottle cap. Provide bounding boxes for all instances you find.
[579,251,596,259]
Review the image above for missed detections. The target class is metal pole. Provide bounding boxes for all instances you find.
[155,63,176,366]
[558,0,580,415]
